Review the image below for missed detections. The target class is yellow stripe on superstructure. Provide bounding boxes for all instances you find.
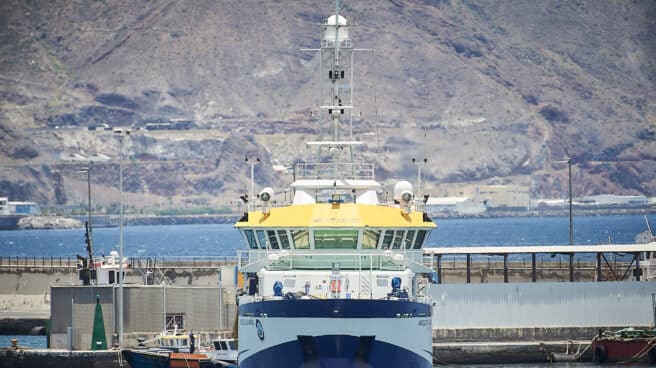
[235,203,436,228]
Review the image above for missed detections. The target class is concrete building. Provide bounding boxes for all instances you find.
[50,285,237,350]
[577,194,649,207]
[0,198,39,215]
[426,197,486,216]
[476,185,530,210]
[8,201,40,215]
[0,197,8,215]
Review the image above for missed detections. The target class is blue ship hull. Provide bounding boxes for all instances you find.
[123,350,169,368]
[238,299,433,368]
[239,334,431,368]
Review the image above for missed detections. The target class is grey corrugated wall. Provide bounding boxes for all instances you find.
[429,281,656,328]
[50,285,231,349]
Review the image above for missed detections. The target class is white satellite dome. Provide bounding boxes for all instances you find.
[323,15,349,43]
[393,181,414,203]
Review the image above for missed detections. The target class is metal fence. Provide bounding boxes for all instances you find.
[0,256,238,269]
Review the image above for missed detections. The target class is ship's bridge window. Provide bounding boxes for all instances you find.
[278,230,291,249]
[314,229,358,249]
[404,230,416,249]
[243,229,258,249]
[413,230,428,249]
[362,229,381,249]
[380,230,394,249]
[391,230,404,249]
[267,230,280,249]
[316,189,354,204]
[256,230,267,249]
[292,229,310,249]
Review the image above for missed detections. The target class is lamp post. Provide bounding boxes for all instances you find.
[77,164,94,274]
[245,157,260,208]
[114,128,131,346]
[412,158,427,198]
[565,157,573,246]
[556,157,573,245]
[556,157,574,281]
[72,155,94,264]
[71,152,108,281]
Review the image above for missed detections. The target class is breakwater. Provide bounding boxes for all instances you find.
[1,214,241,230]
[0,349,121,368]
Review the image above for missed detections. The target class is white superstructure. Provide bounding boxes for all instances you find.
[234,2,436,367]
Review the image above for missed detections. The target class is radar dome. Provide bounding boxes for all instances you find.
[323,15,349,44]
[393,181,413,203]
[259,187,274,202]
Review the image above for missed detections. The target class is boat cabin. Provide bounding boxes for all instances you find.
[211,338,238,363]
[156,333,197,353]
[77,250,127,285]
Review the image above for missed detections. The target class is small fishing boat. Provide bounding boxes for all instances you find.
[125,328,219,368]
[155,331,196,353]
[592,327,656,363]
[208,338,238,366]
[122,349,169,368]
[123,350,216,368]
[169,352,215,368]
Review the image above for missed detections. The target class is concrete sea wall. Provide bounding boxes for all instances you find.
[0,349,120,368]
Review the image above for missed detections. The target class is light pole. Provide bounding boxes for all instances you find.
[556,157,573,245]
[114,128,131,346]
[412,158,427,198]
[562,157,574,281]
[76,164,94,276]
[71,153,108,282]
[245,157,260,209]
[565,157,573,246]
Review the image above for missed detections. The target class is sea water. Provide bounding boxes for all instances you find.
[0,334,46,348]
[0,214,654,257]
[0,335,651,367]
[1,214,655,366]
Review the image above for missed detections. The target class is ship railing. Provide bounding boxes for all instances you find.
[247,200,427,214]
[0,255,238,269]
[294,162,375,181]
[236,249,427,272]
[238,294,431,304]
[412,200,426,213]
[320,39,353,48]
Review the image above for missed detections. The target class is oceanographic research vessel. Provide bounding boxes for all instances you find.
[235,2,436,367]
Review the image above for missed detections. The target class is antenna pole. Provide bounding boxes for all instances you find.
[568,158,573,245]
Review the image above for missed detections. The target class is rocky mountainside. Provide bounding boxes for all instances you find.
[0,0,654,210]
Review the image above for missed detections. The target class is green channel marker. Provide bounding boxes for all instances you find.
[91,294,107,350]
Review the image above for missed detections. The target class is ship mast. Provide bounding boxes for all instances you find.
[312,0,358,179]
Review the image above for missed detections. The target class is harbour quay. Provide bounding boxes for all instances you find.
[0,348,121,368]
[1,251,656,365]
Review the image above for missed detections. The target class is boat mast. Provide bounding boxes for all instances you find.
[316,0,356,179]
[331,0,341,144]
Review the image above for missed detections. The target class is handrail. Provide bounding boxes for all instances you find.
[0,255,238,269]
[294,162,375,181]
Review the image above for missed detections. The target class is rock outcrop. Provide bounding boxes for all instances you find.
[17,217,82,230]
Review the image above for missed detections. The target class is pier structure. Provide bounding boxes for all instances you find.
[2,244,656,365]
[424,242,656,283]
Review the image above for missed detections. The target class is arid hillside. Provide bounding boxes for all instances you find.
[0,0,654,211]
